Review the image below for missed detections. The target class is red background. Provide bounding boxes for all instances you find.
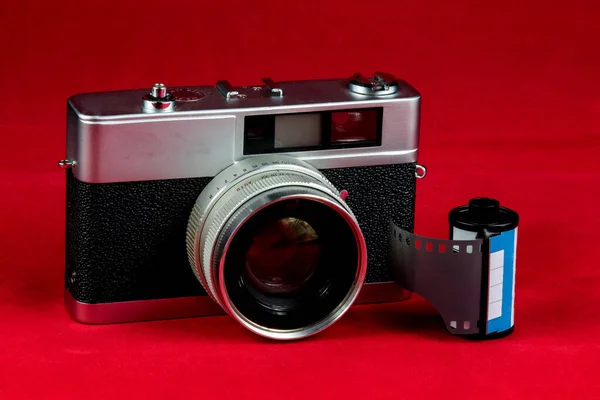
[1,0,599,398]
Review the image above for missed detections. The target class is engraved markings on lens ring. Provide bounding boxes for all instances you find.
[207,160,307,200]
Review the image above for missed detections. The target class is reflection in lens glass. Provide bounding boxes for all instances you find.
[245,218,321,294]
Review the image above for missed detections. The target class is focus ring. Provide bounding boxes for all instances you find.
[186,197,215,301]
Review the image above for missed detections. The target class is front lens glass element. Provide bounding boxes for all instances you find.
[244,217,321,294]
[223,198,360,331]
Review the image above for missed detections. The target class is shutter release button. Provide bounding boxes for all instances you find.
[142,83,175,112]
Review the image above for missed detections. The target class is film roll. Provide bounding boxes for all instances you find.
[449,198,519,337]
[390,198,519,338]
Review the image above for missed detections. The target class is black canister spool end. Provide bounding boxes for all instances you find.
[449,197,519,234]
[468,198,500,223]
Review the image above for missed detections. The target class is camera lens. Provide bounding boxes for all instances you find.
[224,198,360,331]
[187,155,367,340]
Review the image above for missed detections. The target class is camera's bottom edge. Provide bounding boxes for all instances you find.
[64,282,411,325]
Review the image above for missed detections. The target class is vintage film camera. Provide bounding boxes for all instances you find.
[62,73,519,340]
[61,72,428,339]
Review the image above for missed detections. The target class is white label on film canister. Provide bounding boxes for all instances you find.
[452,227,478,241]
[452,228,477,254]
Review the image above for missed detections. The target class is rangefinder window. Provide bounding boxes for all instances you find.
[243,108,383,155]
[275,113,323,149]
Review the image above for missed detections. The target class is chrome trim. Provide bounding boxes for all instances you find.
[64,290,223,324]
[58,159,76,169]
[64,282,409,325]
[151,83,168,99]
[415,164,427,179]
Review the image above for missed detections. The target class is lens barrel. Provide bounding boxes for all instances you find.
[186,156,367,340]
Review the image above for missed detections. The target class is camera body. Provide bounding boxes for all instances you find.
[63,73,421,326]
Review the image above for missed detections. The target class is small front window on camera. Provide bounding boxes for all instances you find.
[243,107,383,155]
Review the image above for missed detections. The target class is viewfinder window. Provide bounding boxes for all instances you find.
[330,109,379,144]
[244,108,382,155]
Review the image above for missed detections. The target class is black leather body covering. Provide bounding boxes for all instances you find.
[65,163,416,304]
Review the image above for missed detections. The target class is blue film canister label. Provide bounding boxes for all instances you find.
[486,228,518,334]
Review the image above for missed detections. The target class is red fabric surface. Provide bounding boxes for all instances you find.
[1,0,599,398]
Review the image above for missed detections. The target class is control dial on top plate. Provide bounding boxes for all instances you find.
[348,72,399,96]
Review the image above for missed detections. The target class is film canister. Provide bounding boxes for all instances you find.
[390,197,519,339]
[449,198,519,338]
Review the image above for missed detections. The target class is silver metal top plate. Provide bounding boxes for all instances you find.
[69,78,419,119]
[66,77,421,183]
